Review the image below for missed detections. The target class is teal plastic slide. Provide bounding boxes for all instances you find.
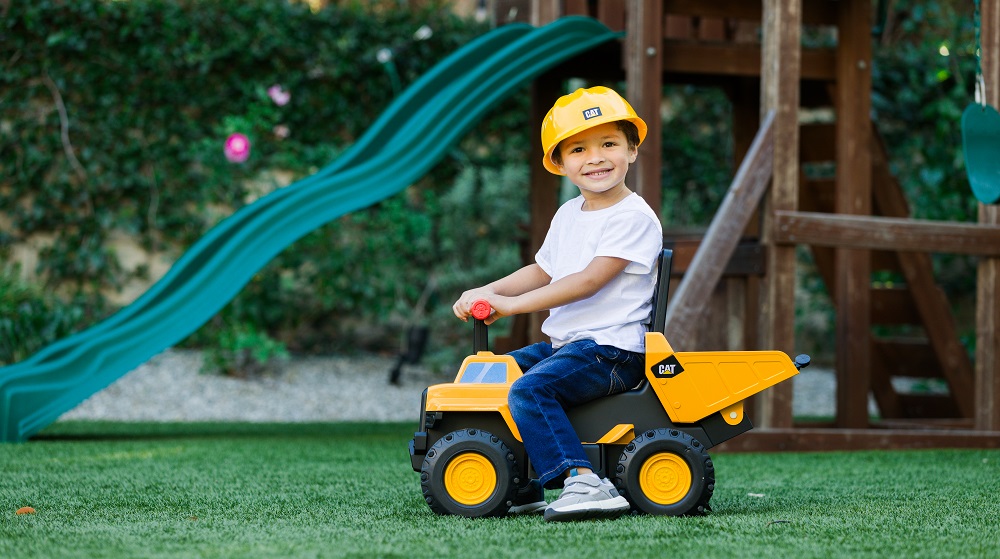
[0,17,621,442]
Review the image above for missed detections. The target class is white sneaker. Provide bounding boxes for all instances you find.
[543,474,630,522]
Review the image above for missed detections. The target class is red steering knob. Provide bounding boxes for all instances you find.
[471,300,492,320]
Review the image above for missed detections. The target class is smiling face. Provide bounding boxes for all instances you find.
[553,122,638,207]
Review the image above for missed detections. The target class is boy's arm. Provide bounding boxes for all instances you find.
[466,256,629,325]
[453,263,552,321]
[486,263,552,297]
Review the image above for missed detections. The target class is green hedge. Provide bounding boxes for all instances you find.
[872,0,980,298]
[1,0,981,368]
[1,0,530,367]
[3,0,488,287]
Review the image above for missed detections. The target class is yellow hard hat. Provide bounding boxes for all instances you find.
[540,86,648,176]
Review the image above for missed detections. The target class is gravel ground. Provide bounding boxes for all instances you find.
[59,350,440,423]
[58,348,840,423]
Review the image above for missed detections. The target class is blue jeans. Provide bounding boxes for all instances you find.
[507,340,645,489]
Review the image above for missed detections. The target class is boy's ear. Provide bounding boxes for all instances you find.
[628,145,638,163]
[552,152,567,174]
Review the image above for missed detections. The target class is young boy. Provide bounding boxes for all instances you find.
[452,86,663,522]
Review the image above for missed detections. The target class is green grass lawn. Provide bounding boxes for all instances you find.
[2,421,999,559]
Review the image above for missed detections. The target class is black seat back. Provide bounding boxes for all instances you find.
[649,248,674,335]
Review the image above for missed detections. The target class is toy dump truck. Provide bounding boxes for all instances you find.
[409,249,810,518]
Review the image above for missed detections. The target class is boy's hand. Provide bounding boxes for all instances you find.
[453,289,494,322]
[452,264,551,322]
[477,296,514,326]
[453,291,514,325]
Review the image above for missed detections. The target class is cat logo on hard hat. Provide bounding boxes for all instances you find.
[582,107,602,120]
[651,355,684,379]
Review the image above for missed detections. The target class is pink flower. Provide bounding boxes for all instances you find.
[224,133,251,163]
[273,124,290,140]
[267,84,290,106]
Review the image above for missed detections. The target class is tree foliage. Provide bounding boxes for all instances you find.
[0,0,983,368]
[1,0,528,367]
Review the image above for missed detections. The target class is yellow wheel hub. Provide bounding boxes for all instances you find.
[639,452,692,505]
[444,452,497,506]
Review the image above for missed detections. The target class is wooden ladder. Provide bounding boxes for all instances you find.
[799,122,975,425]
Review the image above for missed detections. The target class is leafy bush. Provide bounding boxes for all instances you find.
[872,0,979,295]
[0,266,90,364]
[3,0,485,282]
[1,0,981,371]
[2,0,530,371]
[201,321,289,378]
[660,85,734,228]
[0,0,509,372]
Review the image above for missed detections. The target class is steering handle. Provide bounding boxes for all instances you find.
[470,300,492,321]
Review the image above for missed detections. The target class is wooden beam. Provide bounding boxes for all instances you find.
[562,0,626,29]
[870,288,921,325]
[801,177,835,211]
[976,0,1000,432]
[547,42,625,83]
[698,17,727,42]
[895,394,963,419]
[871,249,902,273]
[871,339,942,378]
[664,0,761,22]
[664,14,694,40]
[773,211,1000,256]
[625,0,663,216]
[799,123,836,162]
[833,0,873,429]
[563,0,589,16]
[597,0,626,31]
[870,141,975,418]
[730,77,762,165]
[530,0,560,25]
[528,74,561,344]
[662,43,835,80]
[664,112,775,348]
[758,0,801,429]
[662,0,836,25]
[872,418,975,430]
[728,75,767,361]
[978,208,1000,428]
[869,365,905,419]
[715,428,1000,452]
[663,239,766,277]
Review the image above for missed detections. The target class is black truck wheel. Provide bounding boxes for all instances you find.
[420,428,519,518]
[615,428,714,516]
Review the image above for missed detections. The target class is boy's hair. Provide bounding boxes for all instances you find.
[550,120,641,167]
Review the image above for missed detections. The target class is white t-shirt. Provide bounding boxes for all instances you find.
[534,193,663,352]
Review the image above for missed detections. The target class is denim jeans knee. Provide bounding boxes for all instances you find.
[506,340,644,488]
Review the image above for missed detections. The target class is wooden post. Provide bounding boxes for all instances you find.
[833,0,872,429]
[527,2,561,344]
[730,77,763,358]
[977,0,1000,431]
[531,0,560,26]
[758,0,801,428]
[527,76,561,344]
[625,0,664,217]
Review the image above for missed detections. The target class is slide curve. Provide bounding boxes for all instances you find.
[0,17,621,442]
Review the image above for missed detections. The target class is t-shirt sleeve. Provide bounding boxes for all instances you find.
[594,211,662,274]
